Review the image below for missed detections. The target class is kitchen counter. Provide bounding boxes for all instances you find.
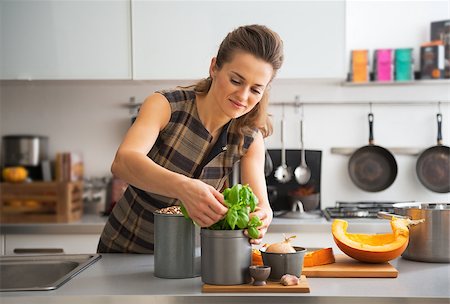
[0,214,107,234]
[1,254,449,304]
[1,214,395,235]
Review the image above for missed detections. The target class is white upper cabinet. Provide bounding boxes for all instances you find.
[0,0,131,80]
[132,1,345,80]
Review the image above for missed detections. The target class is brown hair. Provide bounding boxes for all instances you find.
[189,24,284,138]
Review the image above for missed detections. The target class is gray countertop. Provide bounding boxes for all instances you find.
[0,214,108,234]
[1,254,449,304]
[1,214,395,235]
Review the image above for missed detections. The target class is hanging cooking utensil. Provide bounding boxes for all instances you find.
[264,147,273,177]
[274,107,292,183]
[416,113,450,193]
[348,112,398,192]
[294,107,311,185]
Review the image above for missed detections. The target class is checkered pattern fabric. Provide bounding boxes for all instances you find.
[98,89,257,253]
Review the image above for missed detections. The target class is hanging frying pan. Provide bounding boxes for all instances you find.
[348,113,398,192]
[416,113,450,193]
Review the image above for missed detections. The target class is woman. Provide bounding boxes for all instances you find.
[98,24,284,253]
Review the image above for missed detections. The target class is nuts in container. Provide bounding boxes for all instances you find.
[155,205,183,215]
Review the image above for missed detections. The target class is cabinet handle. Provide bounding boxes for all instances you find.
[13,248,65,254]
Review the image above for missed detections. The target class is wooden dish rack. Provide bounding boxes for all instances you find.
[0,182,83,223]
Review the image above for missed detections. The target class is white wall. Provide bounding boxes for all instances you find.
[1,79,449,207]
[1,0,449,207]
[346,0,450,70]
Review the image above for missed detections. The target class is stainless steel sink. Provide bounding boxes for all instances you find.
[0,254,101,292]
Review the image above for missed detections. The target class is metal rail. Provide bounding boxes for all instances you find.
[270,101,450,107]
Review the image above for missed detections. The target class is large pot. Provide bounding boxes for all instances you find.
[388,202,449,263]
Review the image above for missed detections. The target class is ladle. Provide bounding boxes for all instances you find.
[274,108,292,183]
[294,115,311,185]
[264,147,273,177]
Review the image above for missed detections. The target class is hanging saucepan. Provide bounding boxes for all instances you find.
[416,113,450,193]
[348,113,398,192]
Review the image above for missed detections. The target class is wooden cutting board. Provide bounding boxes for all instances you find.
[302,254,398,278]
[202,275,310,293]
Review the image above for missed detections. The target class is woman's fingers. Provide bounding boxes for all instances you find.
[179,180,228,227]
[208,192,228,216]
[244,227,267,245]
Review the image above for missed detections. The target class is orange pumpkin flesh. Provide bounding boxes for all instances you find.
[252,249,263,266]
[304,247,335,267]
[332,218,409,263]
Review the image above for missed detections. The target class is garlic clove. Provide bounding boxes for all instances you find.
[280,274,300,286]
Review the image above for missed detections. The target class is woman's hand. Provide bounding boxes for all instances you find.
[244,206,273,245]
[177,178,228,227]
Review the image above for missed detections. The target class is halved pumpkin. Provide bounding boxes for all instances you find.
[332,218,410,263]
[304,247,335,267]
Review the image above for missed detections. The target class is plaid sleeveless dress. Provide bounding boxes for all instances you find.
[97,89,257,253]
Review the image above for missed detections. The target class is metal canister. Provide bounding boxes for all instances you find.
[153,212,200,278]
[201,229,252,285]
[1,135,48,166]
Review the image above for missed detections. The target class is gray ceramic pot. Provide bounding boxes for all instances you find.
[201,229,252,285]
[261,246,307,280]
[153,212,200,278]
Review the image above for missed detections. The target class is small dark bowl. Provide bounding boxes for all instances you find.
[249,265,271,286]
[260,246,306,281]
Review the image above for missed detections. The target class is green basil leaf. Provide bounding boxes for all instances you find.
[249,193,259,212]
[223,199,230,208]
[236,209,249,229]
[240,186,250,205]
[248,226,260,239]
[248,215,261,227]
[226,209,238,230]
[222,188,230,200]
[228,184,241,206]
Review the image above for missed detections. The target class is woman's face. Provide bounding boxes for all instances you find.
[210,52,274,119]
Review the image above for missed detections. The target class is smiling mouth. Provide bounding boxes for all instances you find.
[230,99,246,108]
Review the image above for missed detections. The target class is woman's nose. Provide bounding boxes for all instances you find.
[236,86,250,101]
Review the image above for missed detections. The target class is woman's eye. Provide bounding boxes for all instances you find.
[230,79,240,85]
[252,88,262,95]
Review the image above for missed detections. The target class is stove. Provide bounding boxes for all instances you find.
[323,201,401,221]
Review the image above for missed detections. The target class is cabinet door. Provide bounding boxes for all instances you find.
[4,234,100,255]
[132,1,345,80]
[0,0,131,80]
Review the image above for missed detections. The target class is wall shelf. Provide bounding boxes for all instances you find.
[341,79,450,87]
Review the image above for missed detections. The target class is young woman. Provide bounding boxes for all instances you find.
[98,24,284,253]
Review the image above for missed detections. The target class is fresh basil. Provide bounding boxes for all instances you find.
[180,184,263,239]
